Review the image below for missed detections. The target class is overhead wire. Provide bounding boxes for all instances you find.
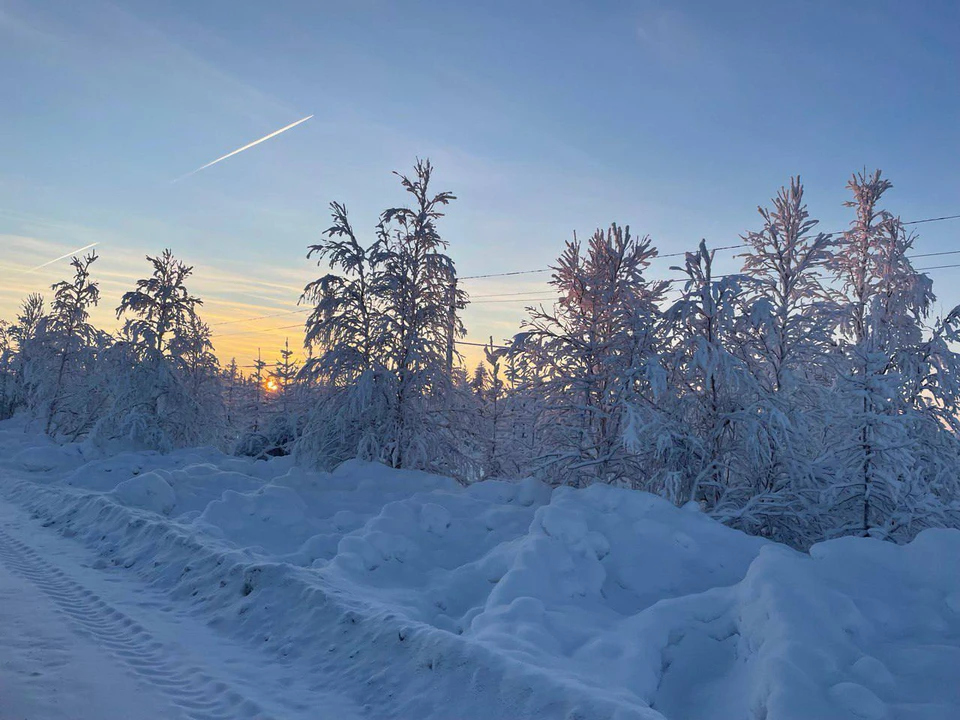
[210,211,960,341]
[210,308,308,326]
[459,212,960,282]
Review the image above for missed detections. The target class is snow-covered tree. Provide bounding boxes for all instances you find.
[92,249,220,451]
[237,340,303,459]
[222,358,243,436]
[301,202,380,386]
[825,170,941,538]
[514,223,667,487]
[273,338,300,414]
[298,160,467,475]
[297,199,390,468]
[42,252,103,436]
[728,178,836,541]
[738,177,834,391]
[250,349,267,432]
[169,312,225,437]
[0,320,16,420]
[7,294,48,415]
[651,241,752,508]
[375,159,466,470]
[117,249,203,356]
[462,340,512,479]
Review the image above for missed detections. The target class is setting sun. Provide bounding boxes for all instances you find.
[264,378,279,393]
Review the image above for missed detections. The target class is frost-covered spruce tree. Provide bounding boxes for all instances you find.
[514,224,666,487]
[250,349,267,433]
[42,251,103,437]
[232,354,266,456]
[456,340,514,480]
[266,338,303,455]
[238,340,302,458]
[497,340,547,476]
[473,342,509,478]
[273,338,300,415]
[92,249,220,451]
[298,160,467,475]
[222,357,246,443]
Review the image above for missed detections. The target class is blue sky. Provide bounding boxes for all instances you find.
[1,0,958,364]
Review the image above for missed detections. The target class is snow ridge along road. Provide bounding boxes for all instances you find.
[0,497,364,720]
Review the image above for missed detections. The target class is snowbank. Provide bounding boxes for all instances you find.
[1,419,958,720]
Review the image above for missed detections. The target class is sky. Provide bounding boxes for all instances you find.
[1,0,958,369]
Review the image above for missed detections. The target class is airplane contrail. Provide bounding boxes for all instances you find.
[172,114,314,183]
[26,242,100,273]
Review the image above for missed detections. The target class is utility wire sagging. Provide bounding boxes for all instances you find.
[209,211,960,340]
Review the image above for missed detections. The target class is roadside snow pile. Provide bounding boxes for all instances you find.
[1,419,959,720]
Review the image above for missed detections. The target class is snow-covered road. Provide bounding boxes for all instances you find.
[0,535,179,720]
[0,496,363,720]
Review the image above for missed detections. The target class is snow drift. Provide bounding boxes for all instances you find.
[1,419,958,720]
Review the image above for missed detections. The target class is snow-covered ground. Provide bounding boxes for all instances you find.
[1,418,959,720]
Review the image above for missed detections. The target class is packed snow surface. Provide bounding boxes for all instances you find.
[1,418,959,719]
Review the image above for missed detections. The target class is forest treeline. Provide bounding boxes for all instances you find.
[2,160,959,548]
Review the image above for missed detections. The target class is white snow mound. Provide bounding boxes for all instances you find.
[110,471,177,516]
[1,419,958,720]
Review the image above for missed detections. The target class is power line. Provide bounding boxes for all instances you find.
[210,211,960,335]
[908,249,960,260]
[457,339,511,349]
[211,261,960,345]
[215,252,960,331]
[656,242,746,260]
[468,289,550,298]
[915,262,960,272]
[210,308,307,326]
[470,295,555,304]
[214,322,305,337]
[460,268,551,280]
[459,212,960,282]
[458,246,746,282]
[905,214,960,226]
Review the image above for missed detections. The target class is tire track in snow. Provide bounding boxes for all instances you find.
[0,526,275,720]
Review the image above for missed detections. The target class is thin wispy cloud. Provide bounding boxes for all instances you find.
[172,115,314,183]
